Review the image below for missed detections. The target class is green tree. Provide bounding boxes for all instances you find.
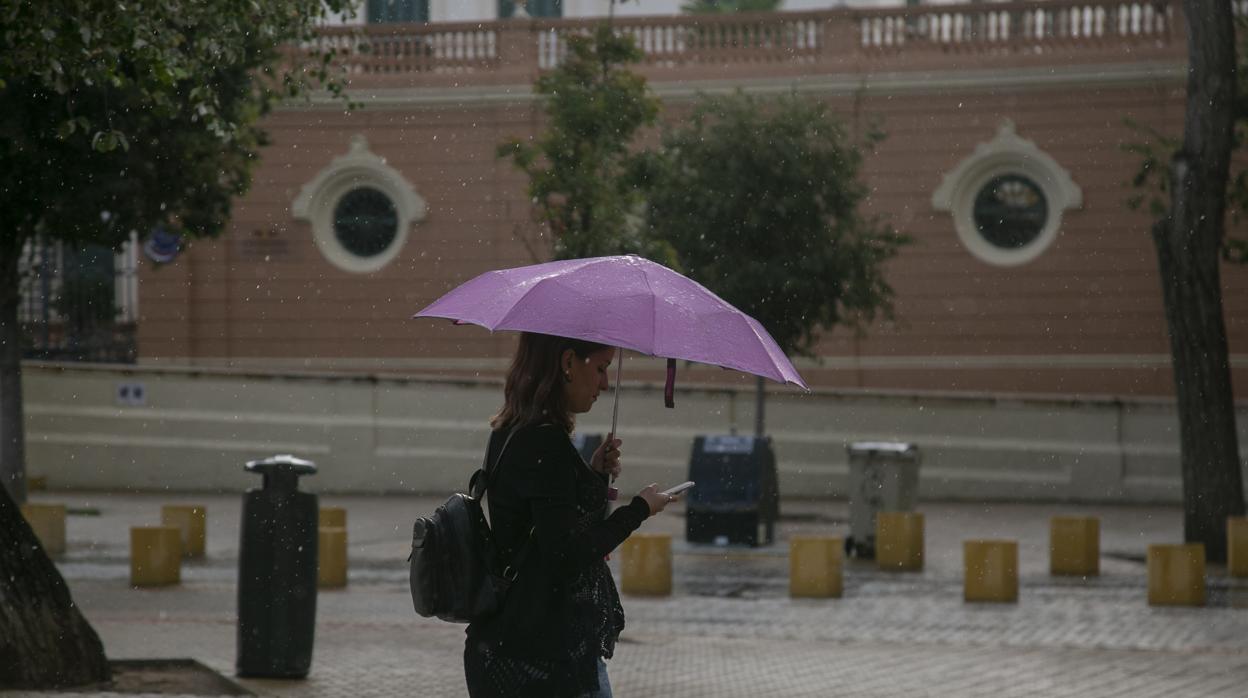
[0,0,352,687]
[645,91,907,434]
[497,24,671,263]
[1123,2,1246,564]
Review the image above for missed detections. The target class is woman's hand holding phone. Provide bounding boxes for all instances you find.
[660,481,695,497]
[638,481,694,516]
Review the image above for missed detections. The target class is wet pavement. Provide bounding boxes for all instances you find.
[12,491,1248,697]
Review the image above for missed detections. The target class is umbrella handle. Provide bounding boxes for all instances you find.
[610,347,623,448]
[606,347,621,444]
[605,348,624,502]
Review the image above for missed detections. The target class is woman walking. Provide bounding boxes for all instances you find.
[464,332,677,697]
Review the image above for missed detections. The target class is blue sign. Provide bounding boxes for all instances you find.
[143,227,182,264]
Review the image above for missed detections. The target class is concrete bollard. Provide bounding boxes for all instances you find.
[1148,543,1205,607]
[620,533,672,596]
[20,503,67,556]
[130,526,182,587]
[876,512,924,572]
[318,526,348,589]
[964,540,1018,603]
[789,536,843,598]
[319,507,347,530]
[161,505,207,558]
[1229,517,1248,578]
[1050,516,1099,577]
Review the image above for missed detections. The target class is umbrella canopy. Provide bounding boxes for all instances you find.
[414,255,807,390]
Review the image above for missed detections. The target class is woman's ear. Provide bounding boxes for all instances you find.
[560,348,575,374]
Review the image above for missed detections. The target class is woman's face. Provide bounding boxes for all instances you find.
[562,347,615,415]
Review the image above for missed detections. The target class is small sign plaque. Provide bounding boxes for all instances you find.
[115,382,147,407]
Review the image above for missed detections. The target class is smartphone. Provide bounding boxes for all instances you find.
[660,481,695,497]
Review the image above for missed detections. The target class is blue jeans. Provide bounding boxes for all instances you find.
[576,658,612,698]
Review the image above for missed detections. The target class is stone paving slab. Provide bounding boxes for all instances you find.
[14,492,1248,696]
[18,582,1248,698]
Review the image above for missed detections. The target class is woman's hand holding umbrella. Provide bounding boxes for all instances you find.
[590,435,622,498]
[589,437,678,515]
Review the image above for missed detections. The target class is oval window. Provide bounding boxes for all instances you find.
[971,174,1048,251]
[333,187,399,259]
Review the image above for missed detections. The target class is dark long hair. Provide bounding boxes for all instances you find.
[491,332,609,434]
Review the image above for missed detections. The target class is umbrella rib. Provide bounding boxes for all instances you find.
[487,258,607,329]
[491,274,564,331]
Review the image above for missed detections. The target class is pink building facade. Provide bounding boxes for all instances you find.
[135,1,1247,398]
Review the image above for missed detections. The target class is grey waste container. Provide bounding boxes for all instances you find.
[237,454,319,679]
[686,435,779,547]
[845,442,920,558]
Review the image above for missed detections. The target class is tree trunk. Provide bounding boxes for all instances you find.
[1152,0,1245,564]
[0,484,112,688]
[0,243,26,504]
[0,241,112,688]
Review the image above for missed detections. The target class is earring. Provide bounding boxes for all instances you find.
[564,371,572,383]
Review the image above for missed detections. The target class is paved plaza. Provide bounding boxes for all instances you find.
[12,491,1248,697]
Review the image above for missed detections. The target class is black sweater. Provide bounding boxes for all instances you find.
[466,423,650,659]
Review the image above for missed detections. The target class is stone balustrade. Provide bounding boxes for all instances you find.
[306,0,1192,91]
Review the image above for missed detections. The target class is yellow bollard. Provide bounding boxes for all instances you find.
[1050,516,1099,577]
[620,534,672,596]
[161,505,207,558]
[20,503,67,556]
[130,526,182,587]
[876,512,924,572]
[1148,543,1205,607]
[789,536,843,598]
[318,526,348,589]
[1229,518,1248,579]
[319,507,347,530]
[964,540,1018,603]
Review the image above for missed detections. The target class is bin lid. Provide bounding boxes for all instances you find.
[244,454,317,476]
[847,441,917,456]
[701,435,756,454]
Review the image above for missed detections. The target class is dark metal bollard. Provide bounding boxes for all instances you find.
[236,454,318,679]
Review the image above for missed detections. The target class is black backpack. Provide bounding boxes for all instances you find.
[408,429,532,623]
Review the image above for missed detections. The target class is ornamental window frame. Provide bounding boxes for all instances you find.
[932,120,1082,267]
[292,135,427,274]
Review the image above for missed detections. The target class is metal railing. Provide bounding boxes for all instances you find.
[19,235,138,364]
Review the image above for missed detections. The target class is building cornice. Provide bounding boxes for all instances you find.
[288,61,1186,111]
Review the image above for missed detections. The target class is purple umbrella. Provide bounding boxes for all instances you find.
[414,255,807,432]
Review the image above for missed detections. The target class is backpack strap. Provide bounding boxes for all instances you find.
[469,426,520,499]
[469,425,538,583]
